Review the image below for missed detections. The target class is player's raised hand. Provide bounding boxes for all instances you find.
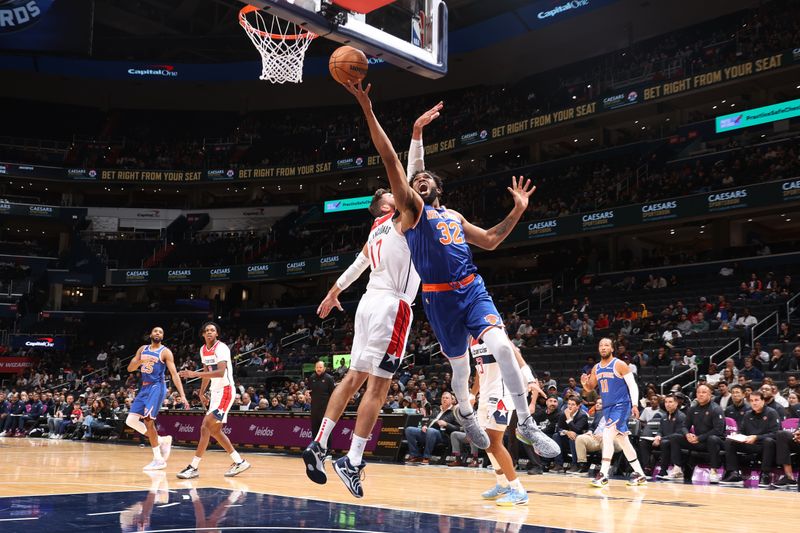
[414,101,444,132]
[343,80,372,110]
[507,175,536,211]
[317,293,343,319]
[580,373,590,387]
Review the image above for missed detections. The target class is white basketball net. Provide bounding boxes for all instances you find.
[239,5,316,84]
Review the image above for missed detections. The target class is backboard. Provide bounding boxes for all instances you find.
[244,0,448,79]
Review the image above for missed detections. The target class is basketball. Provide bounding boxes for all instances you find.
[329,45,368,85]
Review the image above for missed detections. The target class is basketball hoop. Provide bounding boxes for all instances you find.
[239,4,317,84]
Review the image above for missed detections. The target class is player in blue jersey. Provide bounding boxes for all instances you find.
[344,81,559,459]
[126,326,189,471]
[580,337,647,487]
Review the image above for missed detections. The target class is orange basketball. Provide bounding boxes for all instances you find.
[329,45,368,85]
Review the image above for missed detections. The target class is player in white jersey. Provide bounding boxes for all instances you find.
[470,337,537,506]
[177,322,251,479]
[302,104,440,498]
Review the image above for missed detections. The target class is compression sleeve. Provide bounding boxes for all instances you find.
[406,137,425,180]
[623,372,639,404]
[335,252,370,291]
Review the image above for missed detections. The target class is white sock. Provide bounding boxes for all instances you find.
[509,478,523,492]
[152,446,163,460]
[617,436,644,475]
[125,414,147,435]
[230,450,243,463]
[600,460,611,477]
[495,472,509,487]
[481,328,529,417]
[448,355,473,416]
[347,434,369,466]
[158,435,169,445]
[315,417,336,448]
[190,456,201,469]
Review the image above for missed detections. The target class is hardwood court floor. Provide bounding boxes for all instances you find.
[0,438,793,532]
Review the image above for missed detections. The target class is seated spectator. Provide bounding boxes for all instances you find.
[735,308,758,329]
[725,385,750,427]
[239,393,256,411]
[0,392,26,436]
[638,393,686,476]
[740,357,764,382]
[268,397,286,411]
[675,314,692,336]
[714,381,732,411]
[782,374,799,399]
[404,392,458,465]
[714,302,737,330]
[594,313,610,332]
[639,394,665,424]
[555,396,588,470]
[769,348,790,372]
[658,384,724,482]
[720,391,779,487]
[531,395,562,467]
[561,377,582,400]
[256,398,269,410]
[772,425,800,488]
[791,345,800,371]
[760,384,786,419]
[573,399,622,473]
[248,353,263,367]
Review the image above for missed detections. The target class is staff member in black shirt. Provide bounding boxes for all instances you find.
[660,384,724,482]
[640,393,686,475]
[723,385,750,428]
[309,361,335,438]
[720,391,780,487]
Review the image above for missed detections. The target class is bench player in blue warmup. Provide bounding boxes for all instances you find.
[344,80,559,458]
[126,326,189,470]
[581,337,647,487]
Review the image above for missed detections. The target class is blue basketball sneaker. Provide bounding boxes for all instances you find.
[333,456,366,498]
[495,487,529,506]
[481,484,511,500]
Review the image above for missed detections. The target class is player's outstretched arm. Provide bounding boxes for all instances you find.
[318,243,370,318]
[407,101,443,178]
[163,348,189,407]
[458,176,535,250]
[127,346,145,372]
[344,81,422,230]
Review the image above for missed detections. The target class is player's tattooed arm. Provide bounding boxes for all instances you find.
[460,176,535,250]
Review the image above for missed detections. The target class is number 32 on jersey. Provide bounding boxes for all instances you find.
[436,221,465,245]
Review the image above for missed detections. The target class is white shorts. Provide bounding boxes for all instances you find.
[350,291,413,379]
[208,385,234,424]
[478,394,514,431]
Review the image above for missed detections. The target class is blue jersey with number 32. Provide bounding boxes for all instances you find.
[405,205,477,284]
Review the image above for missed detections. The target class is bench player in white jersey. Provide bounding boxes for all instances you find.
[470,337,537,506]
[177,322,251,479]
[301,105,440,498]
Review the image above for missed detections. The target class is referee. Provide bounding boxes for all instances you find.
[309,361,335,438]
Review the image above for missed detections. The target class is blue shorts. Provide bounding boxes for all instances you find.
[602,402,631,434]
[130,383,167,419]
[422,274,504,358]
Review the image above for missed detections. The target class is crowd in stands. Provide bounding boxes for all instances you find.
[2,0,799,174]
[2,262,798,487]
